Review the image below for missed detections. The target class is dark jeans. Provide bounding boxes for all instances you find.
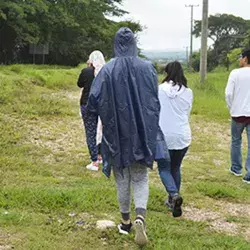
[80,105,100,162]
[157,147,188,197]
[231,119,250,178]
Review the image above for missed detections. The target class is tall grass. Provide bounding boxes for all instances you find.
[0,64,83,117]
[188,72,230,121]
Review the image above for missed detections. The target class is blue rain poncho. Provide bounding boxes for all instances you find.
[87,27,160,177]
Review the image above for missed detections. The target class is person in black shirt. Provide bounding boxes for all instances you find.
[77,66,95,106]
[77,51,105,171]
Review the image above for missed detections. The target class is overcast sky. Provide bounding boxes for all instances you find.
[116,0,250,51]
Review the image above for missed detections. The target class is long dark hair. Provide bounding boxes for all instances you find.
[162,61,188,88]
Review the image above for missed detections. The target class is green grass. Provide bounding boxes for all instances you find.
[0,65,250,249]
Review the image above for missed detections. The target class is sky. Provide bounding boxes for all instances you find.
[115,0,250,51]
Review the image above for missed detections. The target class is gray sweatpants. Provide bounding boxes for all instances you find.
[113,164,149,219]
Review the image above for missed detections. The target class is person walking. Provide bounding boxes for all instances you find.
[87,28,160,245]
[157,61,193,217]
[77,50,105,171]
[226,48,250,184]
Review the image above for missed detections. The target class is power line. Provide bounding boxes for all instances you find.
[185,4,199,70]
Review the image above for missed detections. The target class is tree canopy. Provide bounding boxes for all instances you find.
[193,14,250,71]
[0,0,142,65]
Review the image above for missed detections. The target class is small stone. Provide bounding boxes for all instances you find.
[76,220,85,226]
[58,219,63,224]
[96,220,116,230]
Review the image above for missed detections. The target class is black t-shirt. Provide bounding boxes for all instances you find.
[77,67,95,105]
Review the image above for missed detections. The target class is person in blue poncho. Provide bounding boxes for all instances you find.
[87,27,160,245]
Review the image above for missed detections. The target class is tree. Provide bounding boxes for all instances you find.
[191,49,218,72]
[0,0,142,65]
[193,14,250,70]
[227,48,242,69]
[0,0,50,63]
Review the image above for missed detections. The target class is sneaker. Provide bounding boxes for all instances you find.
[86,162,99,171]
[172,194,183,218]
[229,168,242,177]
[134,217,148,246]
[165,196,173,210]
[243,176,250,184]
[117,222,132,235]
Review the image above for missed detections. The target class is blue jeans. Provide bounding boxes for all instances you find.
[231,119,250,178]
[157,147,188,197]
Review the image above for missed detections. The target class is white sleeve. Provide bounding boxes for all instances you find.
[188,90,193,117]
[225,71,236,110]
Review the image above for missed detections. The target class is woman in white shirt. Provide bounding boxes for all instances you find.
[157,61,193,217]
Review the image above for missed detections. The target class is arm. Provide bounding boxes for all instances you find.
[152,65,159,96]
[188,90,193,117]
[150,65,161,115]
[87,68,105,114]
[225,71,236,110]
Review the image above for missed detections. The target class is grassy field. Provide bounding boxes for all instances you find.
[0,64,250,250]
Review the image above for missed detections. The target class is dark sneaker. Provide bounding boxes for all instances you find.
[165,196,173,210]
[117,222,132,235]
[134,217,148,246]
[229,168,242,177]
[172,194,183,218]
[243,176,250,184]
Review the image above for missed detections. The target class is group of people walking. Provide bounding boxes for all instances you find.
[77,27,250,245]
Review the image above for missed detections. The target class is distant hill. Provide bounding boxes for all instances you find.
[142,50,187,63]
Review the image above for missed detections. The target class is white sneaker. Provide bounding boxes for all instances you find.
[134,218,148,246]
[86,163,99,171]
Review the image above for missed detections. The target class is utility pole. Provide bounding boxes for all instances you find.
[186,4,199,71]
[200,0,209,84]
[183,46,189,66]
[185,46,189,66]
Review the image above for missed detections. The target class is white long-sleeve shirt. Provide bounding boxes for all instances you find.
[225,67,250,117]
[159,81,193,150]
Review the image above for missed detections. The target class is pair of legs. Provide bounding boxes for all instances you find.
[113,164,148,220]
[80,105,101,168]
[157,147,188,217]
[157,147,188,197]
[230,119,250,180]
[113,164,148,245]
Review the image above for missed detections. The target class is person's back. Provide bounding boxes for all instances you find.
[87,27,160,245]
[226,48,250,184]
[226,67,250,117]
[159,81,193,150]
[88,28,160,176]
[77,66,95,106]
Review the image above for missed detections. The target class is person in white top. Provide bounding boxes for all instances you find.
[225,48,250,184]
[157,61,193,217]
[77,51,105,172]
